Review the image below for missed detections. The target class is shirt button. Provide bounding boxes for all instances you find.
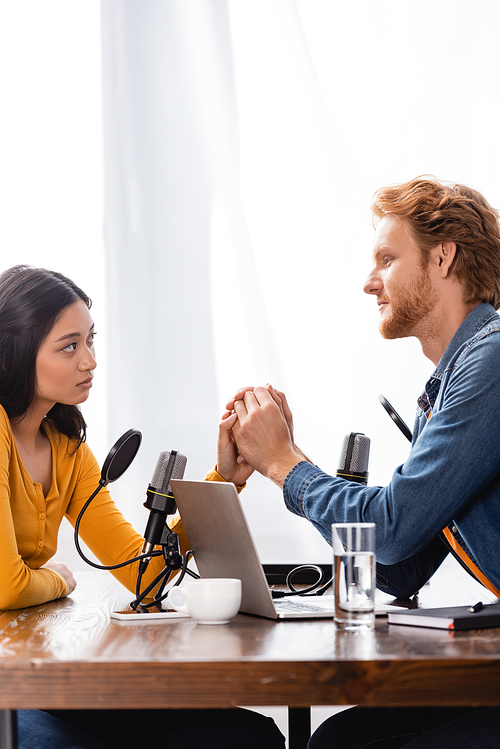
[40,513,46,521]
[38,541,44,549]
[451,525,458,534]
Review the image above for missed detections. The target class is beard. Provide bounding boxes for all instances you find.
[380,263,438,340]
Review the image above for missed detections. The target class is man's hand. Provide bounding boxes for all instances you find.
[216,409,255,486]
[230,385,305,486]
[227,384,311,467]
[227,383,294,436]
[43,561,77,595]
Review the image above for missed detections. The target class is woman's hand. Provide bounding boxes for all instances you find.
[216,409,255,486]
[43,561,77,595]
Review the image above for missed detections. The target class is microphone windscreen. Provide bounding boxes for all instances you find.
[337,433,370,484]
[151,451,187,492]
[338,433,370,473]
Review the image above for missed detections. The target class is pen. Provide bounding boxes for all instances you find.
[468,601,483,613]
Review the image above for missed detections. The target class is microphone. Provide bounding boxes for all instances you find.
[336,433,370,485]
[141,450,187,559]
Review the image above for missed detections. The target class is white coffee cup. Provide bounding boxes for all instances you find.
[167,578,242,624]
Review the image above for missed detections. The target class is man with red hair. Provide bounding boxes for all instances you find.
[218,176,500,748]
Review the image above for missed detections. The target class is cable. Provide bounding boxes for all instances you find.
[74,481,199,611]
[270,564,331,598]
[73,483,163,570]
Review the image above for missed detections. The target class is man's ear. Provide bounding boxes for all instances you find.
[433,241,457,278]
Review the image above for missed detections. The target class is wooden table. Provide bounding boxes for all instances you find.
[1,562,499,749]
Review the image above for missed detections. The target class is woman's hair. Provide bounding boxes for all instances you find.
[0,265,92,446]
[371,176,500,309]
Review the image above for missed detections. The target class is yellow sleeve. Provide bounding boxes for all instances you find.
[204,465,246,493]
[0,408,69,610]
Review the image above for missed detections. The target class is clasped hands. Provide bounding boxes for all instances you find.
[216,384,309,488]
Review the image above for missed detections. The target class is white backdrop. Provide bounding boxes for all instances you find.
[101,0,500,563]
[2,1,500,569]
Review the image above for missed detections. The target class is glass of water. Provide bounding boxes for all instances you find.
[332,522,376,630]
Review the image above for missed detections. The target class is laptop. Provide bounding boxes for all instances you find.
[170,479,396,620]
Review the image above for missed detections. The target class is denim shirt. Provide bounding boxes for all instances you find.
[283,303,500,598]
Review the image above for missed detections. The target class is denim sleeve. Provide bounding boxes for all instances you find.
[283,334,500,569]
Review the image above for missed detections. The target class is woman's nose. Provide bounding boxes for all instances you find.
[79,349,97,371]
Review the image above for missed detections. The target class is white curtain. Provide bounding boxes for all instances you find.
[101,1,223,532]
[1,0,499,567]
[101,0,500,562]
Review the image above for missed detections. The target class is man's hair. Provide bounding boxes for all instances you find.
[371,176,500,309]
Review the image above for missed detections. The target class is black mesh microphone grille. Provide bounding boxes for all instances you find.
[151,451,187,491]
[338,433,370,473]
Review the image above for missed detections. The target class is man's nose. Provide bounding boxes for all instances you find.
[363,268,382,296]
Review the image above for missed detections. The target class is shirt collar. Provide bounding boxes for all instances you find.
[417,303,499,415]
[433,302,499,378]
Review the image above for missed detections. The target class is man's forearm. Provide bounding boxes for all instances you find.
[266,451,305,488]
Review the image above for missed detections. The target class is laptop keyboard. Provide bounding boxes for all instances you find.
[275,595,335,613]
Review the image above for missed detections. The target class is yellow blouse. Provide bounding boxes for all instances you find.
[0,405,195,610]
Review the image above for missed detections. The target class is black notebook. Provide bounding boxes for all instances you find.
[388,602,500,631]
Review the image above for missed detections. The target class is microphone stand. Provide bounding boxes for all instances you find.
[130,525,198,611]
[73,431,199,611]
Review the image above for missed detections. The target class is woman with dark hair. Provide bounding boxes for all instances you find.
[0,265,284,749]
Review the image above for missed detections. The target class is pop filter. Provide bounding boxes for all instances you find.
[378,395,413,442]
[74,428,144,571]
[100,428,142,485]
